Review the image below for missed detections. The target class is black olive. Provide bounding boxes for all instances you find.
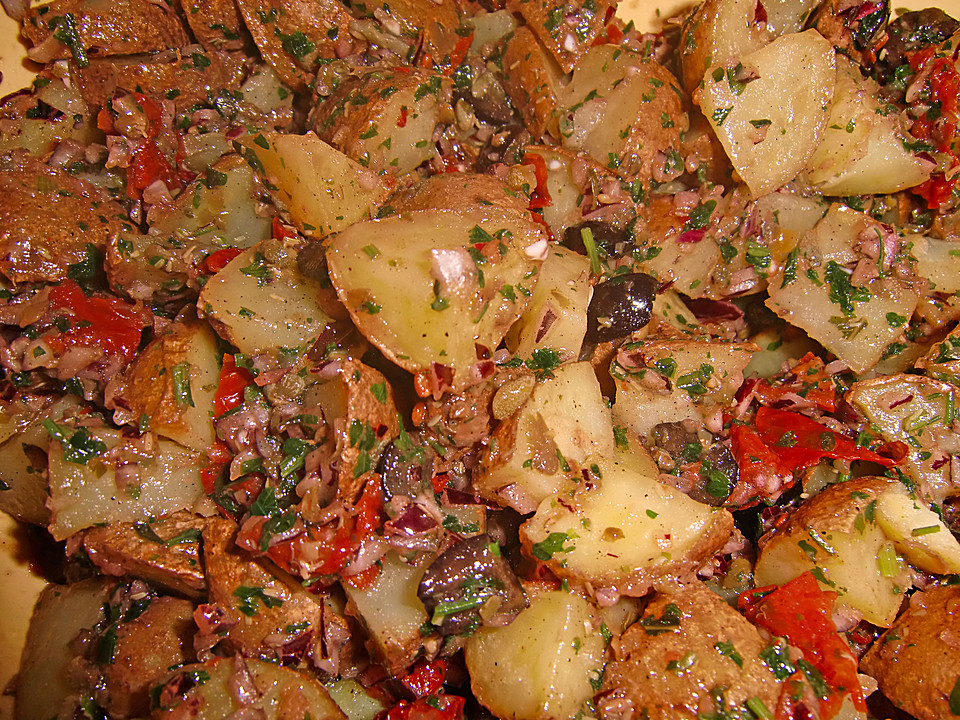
[376,437,433,499]
[562,220,629,256]
[417,534,527,636]
[690,444,738,507]
[585,273,657,345]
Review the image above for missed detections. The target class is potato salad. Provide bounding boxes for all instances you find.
[2,0,960,718]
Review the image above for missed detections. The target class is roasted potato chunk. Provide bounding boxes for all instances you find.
[597,582,785,720]
[860,585,960,720]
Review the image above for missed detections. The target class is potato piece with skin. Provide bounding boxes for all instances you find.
[846,374,960,503]
[245,132,388,238]
[47,428,206,541]
[499,27,565,138]
[596,582,784,720]
[678,0,771,97]
[874,490,960,574]
[506,0,611,74]
[765,205,920,374]
[107,319,220,452]
[477,361,616,513]
[303,357,399,503]
[860,585,960,720]
[311,69,448,177]
[198,237,334,355]
[520,147,589,237]
[699,30,836,198]
[15,579,113,720]
[389,173,530,217]
[98,596,196,718]
[807,56,932,195]
[0,149,129,286]
[611,339,758,438]
[342,551,436,676]
[81,512,208,599]
[203,518,327,661]
[0,394,80,525]
[326,208,544,391]
[465,590,606,720]
[236,0,358,91]
[562,49,688,182]
[505,246,591,360]
[520,441,734,596]
[152,656,347,719]
[754,477,910,628]
[178,0,246,51]
[356,0,463,67]
[21,0,189,60]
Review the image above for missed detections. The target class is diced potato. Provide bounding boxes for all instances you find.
[846,374,960,503]
[860,586,960,720]
[762,0,821,34]
[0,395,81,525]
[98,596,196,718]
[198,238,334,355]
[507,0,609,73]
[203,518,326,659]
[47,429,205,540]
[909,233,960,295]
[598,582,784,720]
[109,319,220,452]
[520,147,587,237]
[765,206,919,373]
[476,361,616,513]
[15,579,113,720]
[499,27,565,138]
[520,441,734,595]
[679,0,772,96]
[244,131,388,238]
[342,551,435,675]
[505,246,591,360]
[326,208,544,390]
[754,477,909,627]
[611,339,757,437]
[562,49,688,180]
[699,30,836,197]
[464,590,606,720]
[874,490,960,574]
[806,57,932,195]
[81,512,208,599]
[149,154,271,250]
[302,358,399,502]
[152,656,347,719]
[311,69,447,177]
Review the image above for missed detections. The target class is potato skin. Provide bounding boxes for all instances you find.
[0,150,128,285]
[860,585,960,720]
[597,582,783,720]
[21,0,189,59]
[499,27,562,139]
[81,512,208,599]
[97,596,197,718]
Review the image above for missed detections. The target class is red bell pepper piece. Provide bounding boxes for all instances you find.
[754,406,901,470]
[47,280,146,360]
[201,248,243,275]
[741,573,865,719]
[521,152,553,209]
[213,355,255,418]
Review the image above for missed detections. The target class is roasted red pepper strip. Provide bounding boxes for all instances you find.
[443,32,473,75]
[213,355,255,418]
[127,141,178,199]
[729,422,791,497]
[741,573,866,719]
[47,280,145,360]
[383,694,465,720]
[201,247,243,275]
[521,152,552,209]
[754,406,901,470]
[401,659,447,698]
